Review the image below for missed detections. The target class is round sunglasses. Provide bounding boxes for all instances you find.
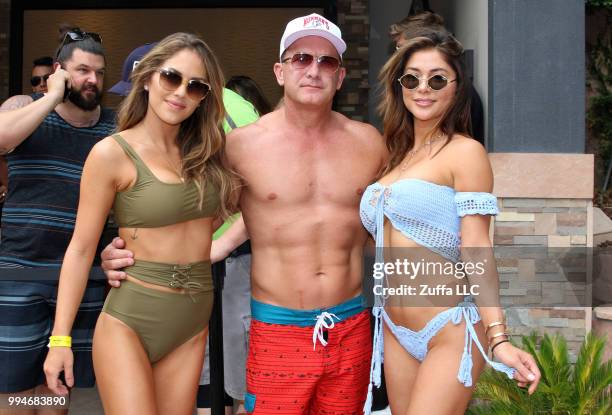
[398,73,456,91]
[281,52,341,74]
[158,68,211,101]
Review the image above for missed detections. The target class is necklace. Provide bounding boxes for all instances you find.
[399,132,445,171]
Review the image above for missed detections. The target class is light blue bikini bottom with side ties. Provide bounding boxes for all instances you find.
[364,297,516,415]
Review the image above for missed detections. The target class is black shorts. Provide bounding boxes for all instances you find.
[197,384,234,408]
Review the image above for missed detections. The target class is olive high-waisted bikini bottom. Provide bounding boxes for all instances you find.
[102,259,214,362]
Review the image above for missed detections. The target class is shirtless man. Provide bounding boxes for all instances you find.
[103,14,386,414]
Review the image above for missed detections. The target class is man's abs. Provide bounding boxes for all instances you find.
[250,243,364,310]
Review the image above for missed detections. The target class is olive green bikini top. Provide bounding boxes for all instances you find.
[111,134,219,228]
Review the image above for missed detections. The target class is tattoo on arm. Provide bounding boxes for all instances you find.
[0,95,33,112]
[0,95,34,154]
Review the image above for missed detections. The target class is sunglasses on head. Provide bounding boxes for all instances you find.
[56,29,103,58]
[158,68,211,101]
[31,73,50,87]
[281,52,341,74]
[398,73,456,91]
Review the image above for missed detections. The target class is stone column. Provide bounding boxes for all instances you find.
[488,0,585,153]
[336,0,370,122]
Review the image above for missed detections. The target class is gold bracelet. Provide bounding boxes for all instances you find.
[488,332,509,342]
[48,335,72,348]
[485,321,505,335]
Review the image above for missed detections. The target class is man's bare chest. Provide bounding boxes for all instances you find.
[238,145,375,207]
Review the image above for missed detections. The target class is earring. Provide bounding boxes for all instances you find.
[144,85,149,91]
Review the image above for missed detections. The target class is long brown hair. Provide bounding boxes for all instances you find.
[378,30,471,176]
[116,32,236,218]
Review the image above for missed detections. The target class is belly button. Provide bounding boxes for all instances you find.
[267,193,277,200]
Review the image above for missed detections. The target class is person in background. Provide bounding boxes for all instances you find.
[31,56,54,94]
[0,28,115,415]
[226,76,272,116]
[198,75,270,415]
[108,43,157,96]
[390,11,485,145]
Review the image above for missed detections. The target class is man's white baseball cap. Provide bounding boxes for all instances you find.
[279,13,346,60]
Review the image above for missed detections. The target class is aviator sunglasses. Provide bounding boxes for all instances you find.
[398,73,456,91]
[281,52,341,74]
[31,73,50,87]
[158,68,211,101]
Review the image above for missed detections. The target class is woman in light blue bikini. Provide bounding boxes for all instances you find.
[361,30,541,414]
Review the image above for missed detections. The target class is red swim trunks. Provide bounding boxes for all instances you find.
[245,296,372,414]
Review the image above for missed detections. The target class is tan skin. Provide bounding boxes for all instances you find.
[103,43,540,413]
[42,49,217,415]
[228,48,386,308]
[0,49,104,415]
[217,36,386,309]
[103,36,387,311]
[378,48,540,415]
[102,36,385,415]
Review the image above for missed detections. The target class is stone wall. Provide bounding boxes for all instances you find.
[336,0,369,122]
[494,198,590,356]
[490,153,594,358]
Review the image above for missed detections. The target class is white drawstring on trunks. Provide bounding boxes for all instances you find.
[312,311,339,350]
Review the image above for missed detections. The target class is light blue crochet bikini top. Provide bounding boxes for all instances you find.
[359,178,499,262]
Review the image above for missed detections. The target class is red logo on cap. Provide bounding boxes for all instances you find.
[303,15,330,30]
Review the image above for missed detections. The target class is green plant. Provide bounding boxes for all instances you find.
[587,0,612,8]
[467,332,612,415]
[587,3,612,198]
[588,94,612,163]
